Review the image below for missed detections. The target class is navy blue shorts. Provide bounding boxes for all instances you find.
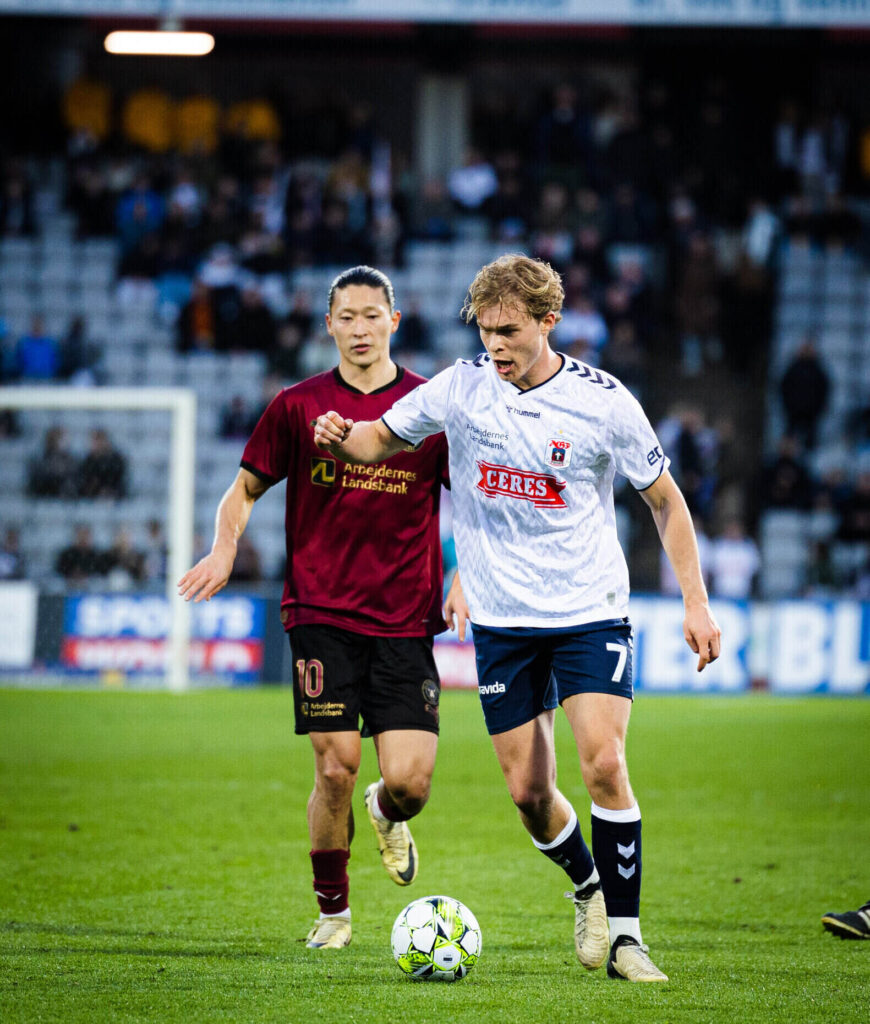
[471,619,634,735]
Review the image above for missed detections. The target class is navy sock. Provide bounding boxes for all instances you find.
[591,804,641,918]
[532,808,596,888]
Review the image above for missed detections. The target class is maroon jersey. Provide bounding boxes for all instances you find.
[241,367,449,637]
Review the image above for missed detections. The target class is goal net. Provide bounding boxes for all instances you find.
[0,386,196,689]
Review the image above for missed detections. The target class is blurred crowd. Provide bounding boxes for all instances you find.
[1,67,870,596]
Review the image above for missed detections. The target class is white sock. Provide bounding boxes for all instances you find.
[369,780,388,822]
[609,916,641,945]
[576,867,600,890]
[320,909,351,920]
[531,807,577,850]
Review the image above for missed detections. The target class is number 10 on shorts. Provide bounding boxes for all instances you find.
[296,659,324,698]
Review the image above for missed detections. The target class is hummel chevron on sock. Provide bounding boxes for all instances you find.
[591,802,641,921]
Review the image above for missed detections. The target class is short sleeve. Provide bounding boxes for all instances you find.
[241,391,291,485]
[608,386,670,490]
[382,365,455,446]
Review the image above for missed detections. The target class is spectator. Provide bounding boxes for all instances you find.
[59,315,97,383]
[556,293,608,361]
[412,177,455,241]
[55,524,106,583]
[115,173,166,253]
[0,526,25,580]
[804,540,845,598]
[488,162,530,241]
[394,297,431,354]
[533,83,591,186]
[77,428,127,499]
[709,519,760,599]
[757,436,814,513]
[14,315,61,380]
[772,99,801,200]
[607,181,655,245]
[269,319,304,380]
[0,315,11,381]
[447,148,499,216]
[68,162,115,238]
[837,471,870,542]
[230,284,277,353]
[675,230,722,376]
[0,409,19,438]
[779,337,830,450]
[0,163,36,236]
[285,289,314,341]
[231,534,263,582]
[105,527,146,589]
[143,519,167,582]
[27,426,78,498]
[116,232,161,309]
[177,280,216,352]
[311,200,372,266]
[670,406,717,521]
[219,395,258,440]
[601,319,647,402]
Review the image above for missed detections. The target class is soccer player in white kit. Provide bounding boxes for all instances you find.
[314,254,721,982]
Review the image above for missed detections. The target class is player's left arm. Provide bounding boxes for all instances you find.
[640,469,722,671]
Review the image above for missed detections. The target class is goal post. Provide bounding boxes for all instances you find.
[0,386,197,691]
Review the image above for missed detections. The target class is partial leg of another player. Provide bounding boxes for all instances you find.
[305,730,361,948]
[822,900,870,939]
[489,711,609,970]
[365,729,438,885]
[562,691,667,982]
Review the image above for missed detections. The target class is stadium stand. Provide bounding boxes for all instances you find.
[1,40,870,601]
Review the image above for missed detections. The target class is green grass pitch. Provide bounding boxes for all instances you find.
[1,688,868,1023]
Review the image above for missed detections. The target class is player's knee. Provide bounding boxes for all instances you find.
[317,758,358,798]
[385,772,431,817]
[582,748,627,797]
[510,782,552,821]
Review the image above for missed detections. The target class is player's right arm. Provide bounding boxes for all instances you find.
[313,412,408,464]
[177,467,270,603]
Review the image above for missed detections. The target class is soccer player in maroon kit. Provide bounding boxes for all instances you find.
[178,266,455,949]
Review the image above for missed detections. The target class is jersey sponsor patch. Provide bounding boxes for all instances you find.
[310,456,337,486]
[476,460,567,508]
[545,438,573,468]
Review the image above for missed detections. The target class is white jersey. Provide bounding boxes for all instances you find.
[383,353,669,628]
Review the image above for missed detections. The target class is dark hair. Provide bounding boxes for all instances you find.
[327,266,395,312]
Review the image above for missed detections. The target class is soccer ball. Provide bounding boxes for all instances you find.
[391,895,482,981]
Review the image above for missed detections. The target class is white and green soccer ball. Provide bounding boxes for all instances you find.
[391,895,482,981]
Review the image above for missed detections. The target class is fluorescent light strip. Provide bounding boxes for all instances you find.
[104,31,215,57]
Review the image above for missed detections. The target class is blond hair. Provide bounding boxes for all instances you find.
[461,253,564,325]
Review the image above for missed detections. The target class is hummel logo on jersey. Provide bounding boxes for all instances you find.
[476,460,567,508]
[479,681,506,694]
[566,360,616,390]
